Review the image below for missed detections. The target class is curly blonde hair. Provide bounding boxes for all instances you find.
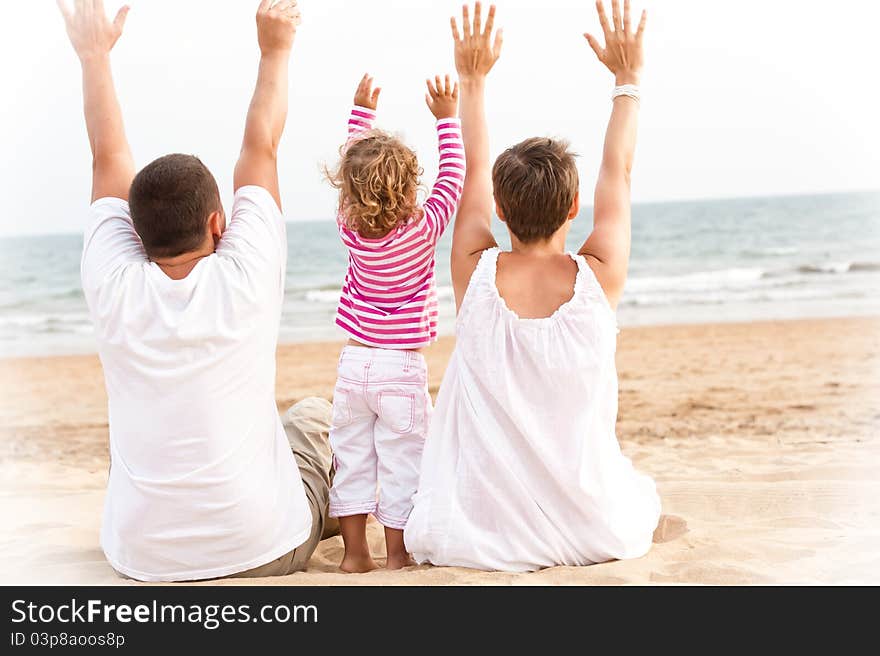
[326,130,423,238]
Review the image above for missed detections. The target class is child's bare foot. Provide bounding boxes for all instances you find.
[340,553,378,573]
[338,514,376,573]
[383,527,414,570]
[385,552,416,570]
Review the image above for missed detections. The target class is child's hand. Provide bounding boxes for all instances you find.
[354,73,382,110]
[584,0,646,86]
[450,2,503,82]
[425,75,459,120]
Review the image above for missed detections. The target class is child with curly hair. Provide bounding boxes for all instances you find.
[325,73,464,571]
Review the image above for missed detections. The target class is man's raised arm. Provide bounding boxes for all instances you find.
[58,0,134,203]
[234,0,301,210]
[578,0,647,309]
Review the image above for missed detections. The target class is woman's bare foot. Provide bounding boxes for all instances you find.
[385,552,416,570]
[340,553,378,573]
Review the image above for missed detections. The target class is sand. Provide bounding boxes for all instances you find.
[1,316,878,585]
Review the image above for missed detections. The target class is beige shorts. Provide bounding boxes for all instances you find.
[226,398,339,578]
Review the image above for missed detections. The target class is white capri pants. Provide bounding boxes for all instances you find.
[328,346,431,529]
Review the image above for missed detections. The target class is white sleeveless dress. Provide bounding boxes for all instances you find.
[404,248,661,571]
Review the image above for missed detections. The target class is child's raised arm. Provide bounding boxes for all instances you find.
[448,3,503,309]
[420,76,464,244]
[348,74,381,143]
[578,0,646,310]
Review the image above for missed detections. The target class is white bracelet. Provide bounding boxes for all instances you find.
[612,84,641,104]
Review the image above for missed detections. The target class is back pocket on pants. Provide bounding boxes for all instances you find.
[331,390,352,428]
[378,392,415,434]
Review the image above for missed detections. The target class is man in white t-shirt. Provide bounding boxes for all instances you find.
[58,0,335,581]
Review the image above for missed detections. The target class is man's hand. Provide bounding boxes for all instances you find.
[58,0,134,202]
[425,75,459,120]
[450,2,503,82]
[584,0,646,86]
[354,74,381,111]
[235,1,302,209]
[57,0,129,62]
[257,0,301,56]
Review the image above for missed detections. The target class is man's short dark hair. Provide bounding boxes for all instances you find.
[129,154,222,258]
[492,138,580,243]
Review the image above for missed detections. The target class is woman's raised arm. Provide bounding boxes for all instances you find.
[578,0,646,310]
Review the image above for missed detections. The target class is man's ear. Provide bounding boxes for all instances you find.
[567,191,580,221]
[208,210,224,247]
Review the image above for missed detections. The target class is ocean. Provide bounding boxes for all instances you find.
[1,191,877,357]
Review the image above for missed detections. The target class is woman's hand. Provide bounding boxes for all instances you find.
[451,2,503,83]
[353,74,381,110]
[584,0,646,86]
[425,75,459,120]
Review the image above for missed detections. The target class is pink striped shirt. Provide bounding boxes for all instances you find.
[335,106,465,349]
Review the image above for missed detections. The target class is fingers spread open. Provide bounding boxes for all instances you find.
[451,17,461,41]
[584,32,604,59]
[484,4,496,36]
[426,78,439,98]
[611,0,623,34]
[596,0,612,37]
[113,5,130,32]
[636,9,647,38]
[493,27,504,57]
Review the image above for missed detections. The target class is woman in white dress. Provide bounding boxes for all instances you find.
[404,1,661,572]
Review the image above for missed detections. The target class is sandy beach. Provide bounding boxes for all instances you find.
[1,316,878,585]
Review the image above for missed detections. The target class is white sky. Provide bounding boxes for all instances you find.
[0,0,878,237]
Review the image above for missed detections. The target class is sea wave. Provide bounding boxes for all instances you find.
[797,262,852,274]
[628,260,879,292]
[624,267,765,294]
[742,246,799,257]
[796,261,880,274]
[621,286,871,308]
[0,312,93,334]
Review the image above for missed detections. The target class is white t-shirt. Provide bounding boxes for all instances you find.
[81,186,311,582]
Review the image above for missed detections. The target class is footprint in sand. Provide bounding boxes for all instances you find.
[653,515,688,543]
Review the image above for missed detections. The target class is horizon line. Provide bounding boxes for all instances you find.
[1,187,877,240]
